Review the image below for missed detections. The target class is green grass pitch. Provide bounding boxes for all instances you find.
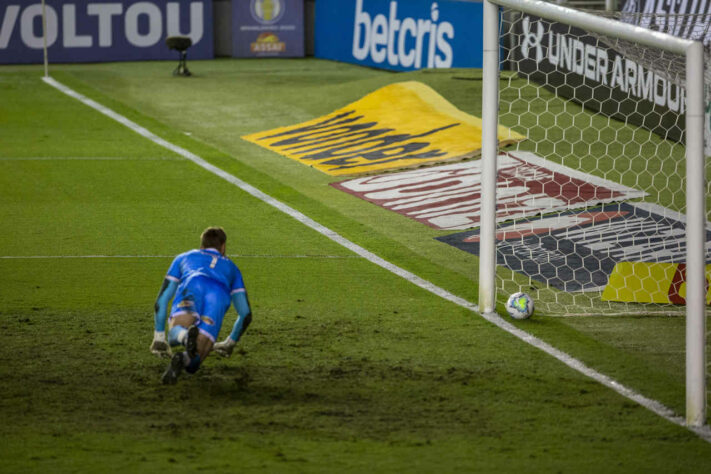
[0,59,710,472]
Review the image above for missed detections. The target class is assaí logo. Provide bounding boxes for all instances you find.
[352,0,454,69]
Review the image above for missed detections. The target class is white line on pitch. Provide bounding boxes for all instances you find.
[0,156,182,161]
[0,254,361,259]
[42,76,711,443]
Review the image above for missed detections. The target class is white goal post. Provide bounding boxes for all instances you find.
[479,0,706,426]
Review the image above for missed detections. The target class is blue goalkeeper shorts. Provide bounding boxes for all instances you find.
[170,276,231,342]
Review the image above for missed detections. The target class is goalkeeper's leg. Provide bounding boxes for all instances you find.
[168,313,199,356]
[161,333,213,384]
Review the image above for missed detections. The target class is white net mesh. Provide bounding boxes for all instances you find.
[593,10,711,86]
[495,9,710,318]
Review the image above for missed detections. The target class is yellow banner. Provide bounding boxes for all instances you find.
[242,81,525,176]
[601,262,711,305]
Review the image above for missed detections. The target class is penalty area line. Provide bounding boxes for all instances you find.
[41,76,711,443]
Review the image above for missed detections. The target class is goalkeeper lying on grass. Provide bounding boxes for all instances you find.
[149,227,252,384]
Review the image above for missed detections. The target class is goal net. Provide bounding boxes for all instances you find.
[478,0,708,425]
[594,2,711,156]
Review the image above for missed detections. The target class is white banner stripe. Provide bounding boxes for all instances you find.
[41,76,711,442]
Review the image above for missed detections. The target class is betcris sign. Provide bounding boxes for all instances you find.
[315,0,483,71]
[0,0,213,64]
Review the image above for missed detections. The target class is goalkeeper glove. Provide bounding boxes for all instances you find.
[150,331,172,358]
[213,338,236,358]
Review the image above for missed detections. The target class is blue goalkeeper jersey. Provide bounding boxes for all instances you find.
[166,248,245,297]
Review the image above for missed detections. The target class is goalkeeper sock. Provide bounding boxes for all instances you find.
[185,355,201,374]
[168,326,188,347]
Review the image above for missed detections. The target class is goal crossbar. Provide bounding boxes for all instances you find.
[493,0,694,53]
[480,0,706,427]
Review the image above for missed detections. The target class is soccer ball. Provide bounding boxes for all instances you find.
[506,292,534,320]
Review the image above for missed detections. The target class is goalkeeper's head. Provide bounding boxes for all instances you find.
[200,226,227,254]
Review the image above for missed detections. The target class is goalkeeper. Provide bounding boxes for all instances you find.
[149,227,252,384]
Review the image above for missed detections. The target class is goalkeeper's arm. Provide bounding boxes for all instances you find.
[150,278,178,357]
[213,291,252,357]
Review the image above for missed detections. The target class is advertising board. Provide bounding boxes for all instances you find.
[334,150,644,230]
[0,0,213,64]
[232,0,304,58]
[437,202,710,292]
[513,0,711,148]
[314,0,484,71]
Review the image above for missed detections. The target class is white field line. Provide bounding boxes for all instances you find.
[0,254,360,259]
[0,156,181,161]
[42,76,711,442]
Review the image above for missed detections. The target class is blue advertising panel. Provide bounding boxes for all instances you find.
[0,0,213,64]
[233,0,304,58]
[315,0,483,71]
